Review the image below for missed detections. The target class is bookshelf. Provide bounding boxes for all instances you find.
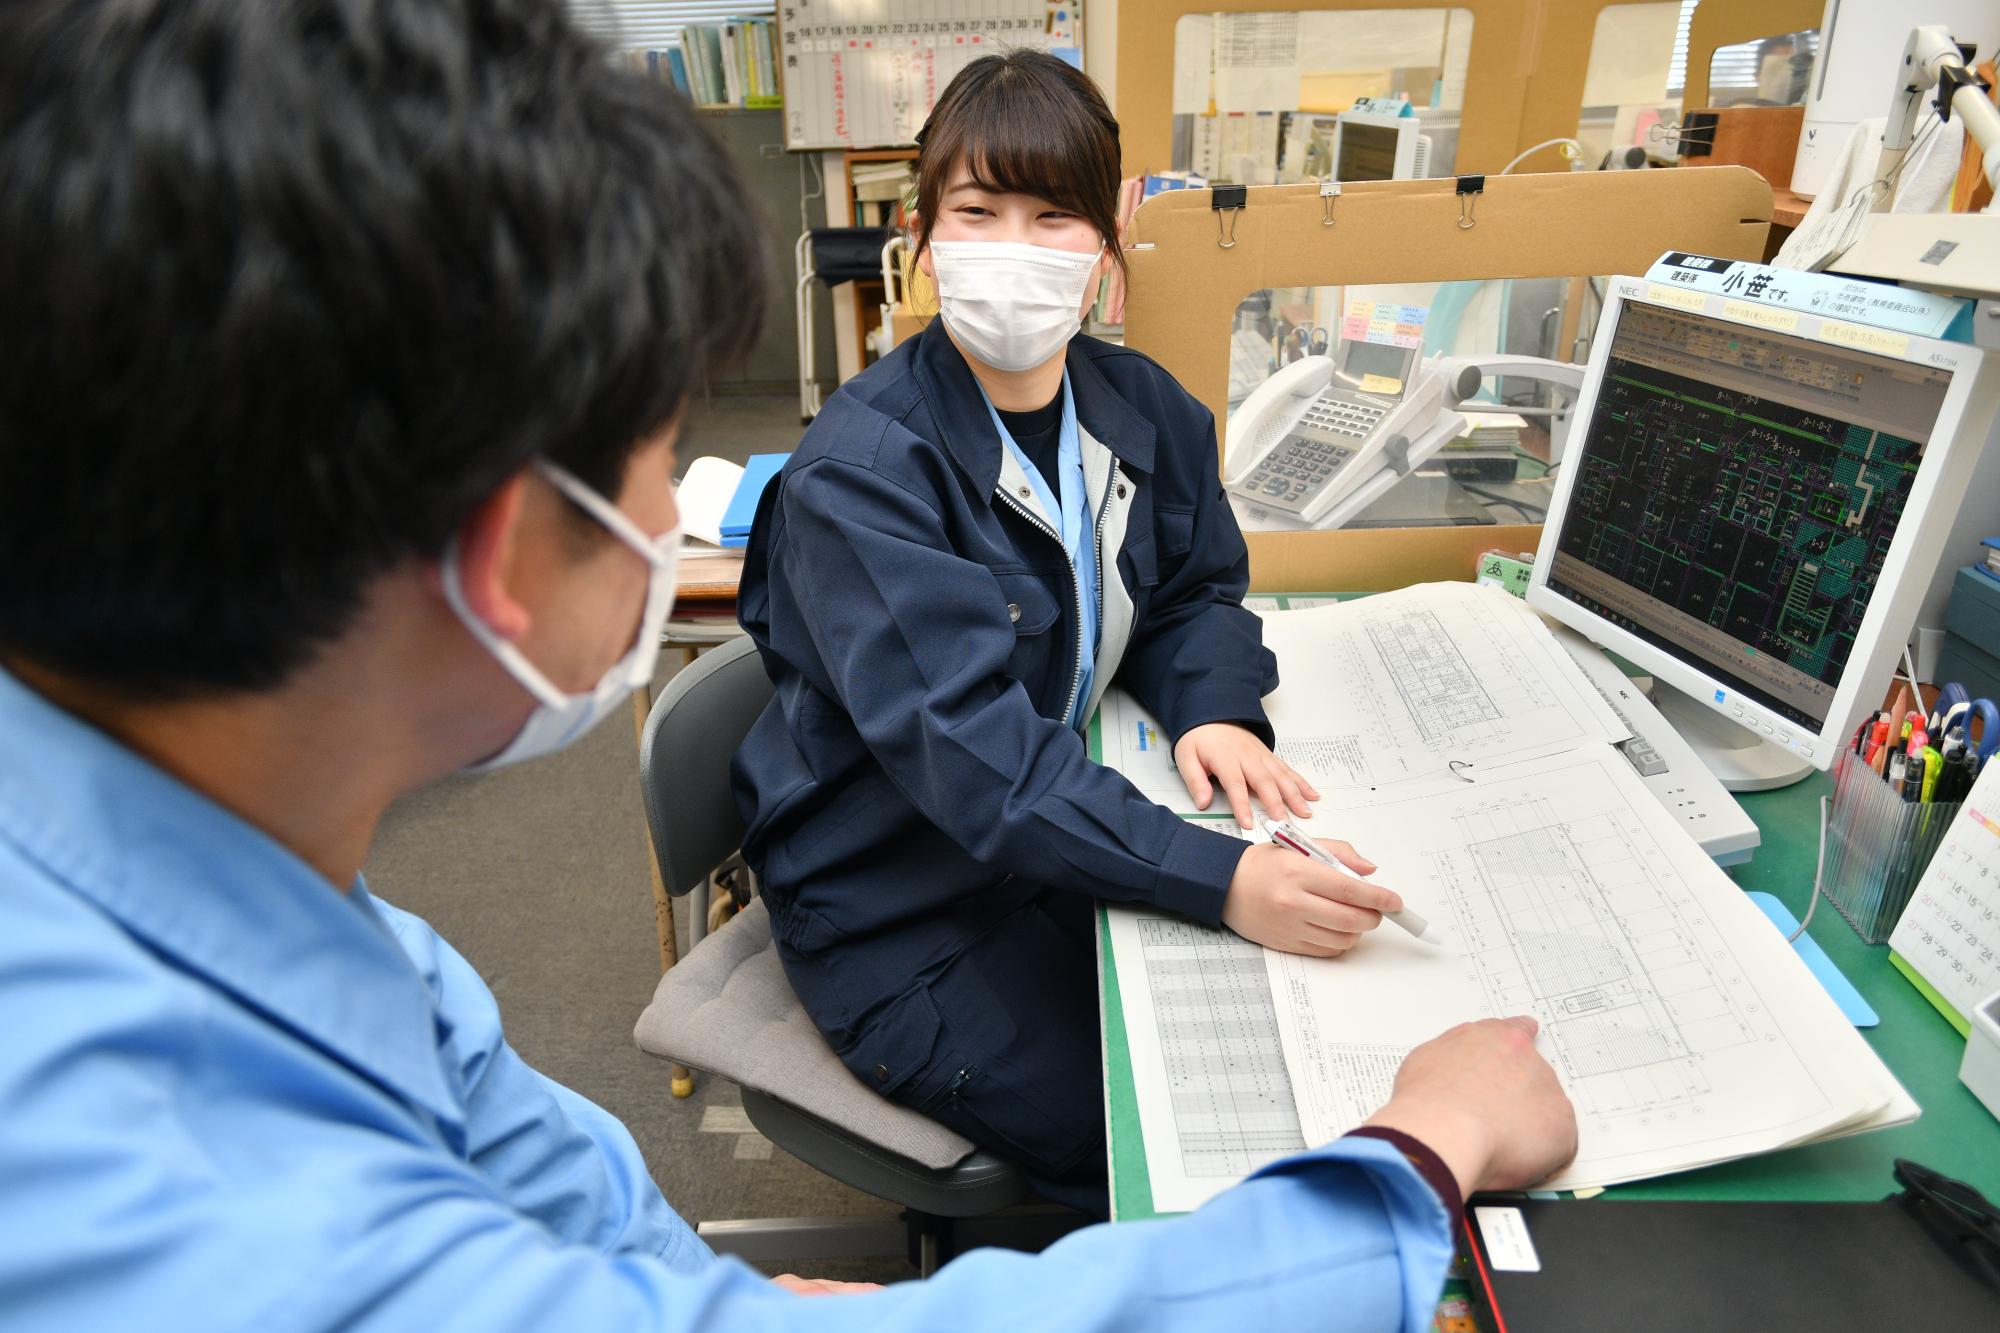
[830,149,918,382]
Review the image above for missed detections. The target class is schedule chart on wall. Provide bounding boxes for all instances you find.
[778,1,1083,150]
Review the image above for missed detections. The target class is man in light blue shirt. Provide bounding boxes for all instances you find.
[0,2,1576,1330]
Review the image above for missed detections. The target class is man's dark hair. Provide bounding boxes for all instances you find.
[0,0,766,697]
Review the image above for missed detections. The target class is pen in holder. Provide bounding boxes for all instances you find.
[1820,749,1964,943]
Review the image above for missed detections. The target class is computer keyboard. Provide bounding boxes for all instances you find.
[1589,682,1670,777]
[1549,624,1761,865]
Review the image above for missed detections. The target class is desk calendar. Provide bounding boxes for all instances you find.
[1889,759,2000,1035]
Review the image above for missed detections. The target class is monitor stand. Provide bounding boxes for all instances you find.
[1649,683,1817,792]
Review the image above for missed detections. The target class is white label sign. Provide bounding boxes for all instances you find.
[1474,1205,1543,1273]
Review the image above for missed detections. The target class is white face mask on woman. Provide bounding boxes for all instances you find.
[928,239,1102,372]
[442,459,680,773]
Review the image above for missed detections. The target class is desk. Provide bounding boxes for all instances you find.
[1096,643,2000,1220]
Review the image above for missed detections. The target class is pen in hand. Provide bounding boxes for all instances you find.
[1262,818,1447,946]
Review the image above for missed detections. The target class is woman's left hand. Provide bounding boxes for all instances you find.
[1173,723,1319,829]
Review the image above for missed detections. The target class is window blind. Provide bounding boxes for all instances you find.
[1665,0,1698,97]
[569,1,777,52]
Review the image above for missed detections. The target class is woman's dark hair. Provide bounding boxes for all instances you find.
[911,50,1125,273]
[0,0,767,699]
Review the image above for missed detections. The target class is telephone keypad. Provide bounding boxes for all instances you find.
[1243,435,1357,510]
[1232,391,1393,515]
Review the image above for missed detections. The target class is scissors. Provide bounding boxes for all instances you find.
[1283,326,1333,363]
[1928,681,1970,735]
[1935,698,1998,800]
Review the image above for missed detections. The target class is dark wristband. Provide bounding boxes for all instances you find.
[1344,1126,1465,1217]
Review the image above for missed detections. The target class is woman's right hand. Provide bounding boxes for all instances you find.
[1220,840,1400,957]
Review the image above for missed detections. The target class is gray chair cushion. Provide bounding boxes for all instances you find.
[634,898,976,1171]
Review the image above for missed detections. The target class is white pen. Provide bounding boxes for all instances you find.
[1261,817,1447,946]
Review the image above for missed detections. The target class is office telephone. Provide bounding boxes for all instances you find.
[1225,341,1482,527]
[1226,344,1590,530]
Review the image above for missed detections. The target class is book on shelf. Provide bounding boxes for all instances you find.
[718,21,742,106]
[677,30,709,104]
[618,20,780,110]
[852,160,915,204]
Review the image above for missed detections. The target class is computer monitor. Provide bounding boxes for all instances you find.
[1331,110,1430,181]
[1526,277,1993,790]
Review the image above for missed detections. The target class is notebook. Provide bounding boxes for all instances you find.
[719,452,788,549]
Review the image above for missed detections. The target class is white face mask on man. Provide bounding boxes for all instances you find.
[928,239,1102,372]
[442,459,680,773]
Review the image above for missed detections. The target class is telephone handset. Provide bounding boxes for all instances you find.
[1226,340,1481,526]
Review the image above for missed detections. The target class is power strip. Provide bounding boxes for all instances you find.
[1550,625,1762,866]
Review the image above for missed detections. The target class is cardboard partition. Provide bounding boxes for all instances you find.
[1120,167,1773,590]
[1682,0,1826,115]
[1679,105,1806,190]
[1514,1,1677,174]
[1115,0,1537,179]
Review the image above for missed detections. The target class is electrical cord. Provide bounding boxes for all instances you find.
[1788,795,1831,944]
[1499,138,1585,175]
[1459,483,1546,521]
[1848,112,1942,215]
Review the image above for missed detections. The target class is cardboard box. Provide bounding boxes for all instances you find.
[1119,168,1773,590]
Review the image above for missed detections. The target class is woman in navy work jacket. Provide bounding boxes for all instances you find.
[732,52,1405,1213]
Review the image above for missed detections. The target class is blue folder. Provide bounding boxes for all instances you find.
[719,453,788,549]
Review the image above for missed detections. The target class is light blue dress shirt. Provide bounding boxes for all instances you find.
[0,663,1454,1331]
[983,373,1099,730]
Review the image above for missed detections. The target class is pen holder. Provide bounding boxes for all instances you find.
[1820,749,1964,944]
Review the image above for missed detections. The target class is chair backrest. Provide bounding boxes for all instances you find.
[638,636,774,898]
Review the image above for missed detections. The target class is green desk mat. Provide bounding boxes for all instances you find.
[1095,595,2000,1221]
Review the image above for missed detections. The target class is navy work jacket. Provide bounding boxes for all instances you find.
[731,324,1278,1089]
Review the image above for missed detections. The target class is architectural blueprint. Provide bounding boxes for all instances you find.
[1097,582,1911,1202]
[1094,692,1203,816]
[1254,583,1628,800]
[1096,583,1624,814]
[1104,895,1306,1213]
[1265,746,1915,1190]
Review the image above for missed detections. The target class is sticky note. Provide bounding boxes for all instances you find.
[1722,299,1799,332]
[1646,282,1709,312]
[1819,321,1910,356]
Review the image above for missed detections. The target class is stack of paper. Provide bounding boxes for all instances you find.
[1100,582,1915,1211]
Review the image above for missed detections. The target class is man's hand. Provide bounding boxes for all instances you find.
[1174,722,1318,828]
[1221,840,1398,957]
[773,1275,884,1296]
[1362,1016,1578,1197]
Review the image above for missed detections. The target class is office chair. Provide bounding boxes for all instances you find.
[634,637,1075,1273]
[795,225,893,424]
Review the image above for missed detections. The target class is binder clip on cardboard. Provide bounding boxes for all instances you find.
[1456,175,1484,230]
[1320,179,1341,227]
[1212,184,1246,249]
